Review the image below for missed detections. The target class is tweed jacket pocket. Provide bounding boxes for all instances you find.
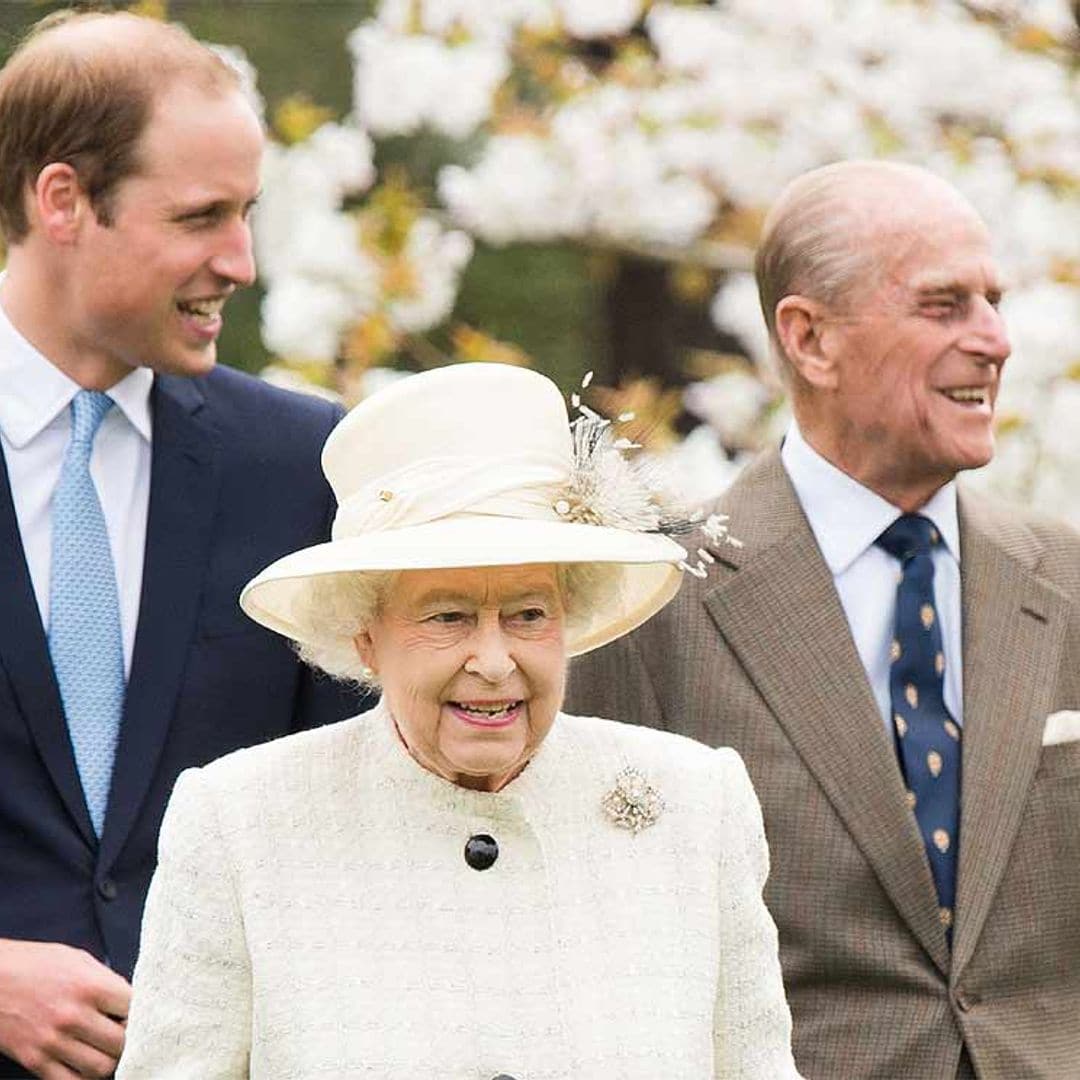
[1035,738,1080,780]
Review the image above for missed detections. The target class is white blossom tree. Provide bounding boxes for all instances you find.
[253,0,1080,520]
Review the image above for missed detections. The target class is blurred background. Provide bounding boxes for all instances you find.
[1,0,1078,515]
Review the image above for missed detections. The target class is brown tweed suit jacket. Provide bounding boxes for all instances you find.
[566,449,1080,1079]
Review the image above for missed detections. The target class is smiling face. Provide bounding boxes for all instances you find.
[354,564,568,792]
[809,198,1010,510]
[58,82,263,386]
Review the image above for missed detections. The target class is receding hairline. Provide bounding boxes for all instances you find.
[763,160,988,269]
[0,8,248,243]
[13,8,240,97]
[754,160,992,375]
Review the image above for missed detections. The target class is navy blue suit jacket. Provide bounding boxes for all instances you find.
[0,367,367,1011]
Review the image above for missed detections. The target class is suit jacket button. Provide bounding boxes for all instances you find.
[955,989,980,1012]
[491,1075,517,1079]
[98,878,118,901]
[464,834,498,871]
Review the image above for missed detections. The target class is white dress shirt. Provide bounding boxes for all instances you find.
[781,422,963,730]
[0,296,152,677]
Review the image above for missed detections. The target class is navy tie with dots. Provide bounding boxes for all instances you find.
[876,513,961,941]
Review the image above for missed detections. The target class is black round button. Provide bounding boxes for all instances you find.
[464,833,498,871]
[97,878,118,901]
[491,1075,517,1079]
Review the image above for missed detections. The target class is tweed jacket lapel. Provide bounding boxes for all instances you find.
[950,490,1068,978]
[702,450,950,974]
[99,375,221,869]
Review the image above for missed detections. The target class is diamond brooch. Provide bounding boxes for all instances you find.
[601,766,664,834]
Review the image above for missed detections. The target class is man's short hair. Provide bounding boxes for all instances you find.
[754,160,952,378]
[0,9,241,243]
[753,163,880,377]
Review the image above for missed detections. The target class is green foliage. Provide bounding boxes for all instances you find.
[450,244,604,390]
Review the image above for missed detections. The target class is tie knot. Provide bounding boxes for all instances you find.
[876,513,939,562]
[69,390,113,447]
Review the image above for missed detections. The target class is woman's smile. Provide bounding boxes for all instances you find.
[446,700,524,728]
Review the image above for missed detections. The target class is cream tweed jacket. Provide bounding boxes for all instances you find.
[119,702,800,1079]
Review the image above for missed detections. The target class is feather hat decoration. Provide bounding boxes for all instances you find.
[559,376,740,577]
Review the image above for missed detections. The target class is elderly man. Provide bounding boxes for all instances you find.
[568,160,1080,1078]
[0,11,364,1078]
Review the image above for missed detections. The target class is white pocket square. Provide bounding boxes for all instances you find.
[1042,710,1080,746]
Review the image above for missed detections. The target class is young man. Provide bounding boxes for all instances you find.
[0,12,364,1077]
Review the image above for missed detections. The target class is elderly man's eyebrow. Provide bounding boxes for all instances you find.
[913,277,1006,302]
[911,272,966,294]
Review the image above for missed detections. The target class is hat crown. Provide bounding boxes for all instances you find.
[241,362,688,658]
[322,364,572,505]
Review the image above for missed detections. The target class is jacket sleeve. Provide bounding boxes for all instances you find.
[712,748,804,1079]
[117,769,251,1079]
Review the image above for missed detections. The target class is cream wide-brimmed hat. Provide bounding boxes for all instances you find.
[240,363,689,656]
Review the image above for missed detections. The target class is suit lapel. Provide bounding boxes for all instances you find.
[950,493,1066,978]
[704,452,950,974]
[100,375,220,867]
[0,448,96,847]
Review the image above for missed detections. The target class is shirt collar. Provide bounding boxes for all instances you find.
[0,278,153,447]
[781,421,960,574]
[106,366,154,443]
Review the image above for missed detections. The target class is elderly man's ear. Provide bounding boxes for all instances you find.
[775,295,840,390]
[31,162,88,244]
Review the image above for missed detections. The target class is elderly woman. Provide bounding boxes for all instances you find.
[118,364,801,1079]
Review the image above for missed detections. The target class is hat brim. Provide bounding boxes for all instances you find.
[240,516,687,657]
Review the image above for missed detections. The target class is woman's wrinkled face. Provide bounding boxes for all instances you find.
[354,564,567,791]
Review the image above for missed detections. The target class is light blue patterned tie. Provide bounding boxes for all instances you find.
[48,390,125,837]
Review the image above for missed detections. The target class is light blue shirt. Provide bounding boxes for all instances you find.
[781,422,963,731]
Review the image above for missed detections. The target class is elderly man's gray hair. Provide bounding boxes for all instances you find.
[754,160,981,380]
